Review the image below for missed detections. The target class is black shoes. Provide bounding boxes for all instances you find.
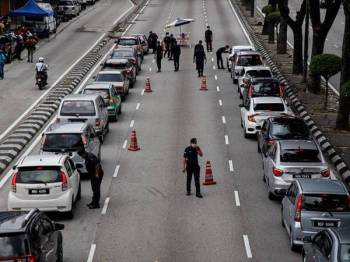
[186,192,191,196]
[87,203,100,209]
[196,194,203,198]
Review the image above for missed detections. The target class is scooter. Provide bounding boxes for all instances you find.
[36,71,47,90]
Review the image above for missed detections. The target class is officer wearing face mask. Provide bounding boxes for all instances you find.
[182,138,203,198]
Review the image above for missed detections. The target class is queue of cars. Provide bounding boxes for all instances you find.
[0,33,148,261]
[231,45,350,260]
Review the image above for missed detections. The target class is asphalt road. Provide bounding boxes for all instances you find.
[0,0,311,261]
[256,0,345,92]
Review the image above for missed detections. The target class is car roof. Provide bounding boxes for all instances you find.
[114,47,134,51]
[46,122,88,134]
[297,179,347,194]
[278,139,317,151]
[63,94,100,101]
[97,70,122,75]
[85,83,112,89]
[105,58,129,64]
[269,116,304,123]
[232,45,254,50]
[252,96,283,104]
[331,228,350,244]
[18,154,66,167]
[0,211,31,234]
[237,50,261,56]
[244,66,271,71]
[119,36,138,40]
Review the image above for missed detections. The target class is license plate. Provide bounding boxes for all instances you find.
[293,174,311,179]
[313,221,338,227]
[29,189,49,195]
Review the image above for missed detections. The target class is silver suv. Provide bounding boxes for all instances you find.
[281,179,350,251]
[58,0,81,18]
[40,122,101,175]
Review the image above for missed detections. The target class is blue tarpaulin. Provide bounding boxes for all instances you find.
[9,0,53,17]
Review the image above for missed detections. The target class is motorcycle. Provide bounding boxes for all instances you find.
[36,71,47,90]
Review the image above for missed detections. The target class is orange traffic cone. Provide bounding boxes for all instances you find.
[200,76,208,91]
[203,160,216,185]
[144,77,152,93]
[128,129,140,151]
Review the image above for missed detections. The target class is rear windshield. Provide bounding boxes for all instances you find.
[59,1,73,5]
[95,73,122,82]
[237,55,262,66]
[17,166,61,184]
[60,101,95,116]
[0,234,28,257]
[251,82,280,97]
[43,133,84,152]
[302,194,350,212]
[118,39,137,46]
[111,51,133,58]
[83,89,110,99]
[247,70,272,78]
[271,119,310,139]
[254,103,285,111]
[103,63,127,70]
[340,244,350,261]
[280,149,321,162]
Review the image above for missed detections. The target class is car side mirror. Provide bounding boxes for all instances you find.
[303,236,312,243]
[92,76,96,79]
[12,165,17,170]
[54,223,65,231]
[75,163,83,169]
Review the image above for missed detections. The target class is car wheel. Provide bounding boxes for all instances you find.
[76,182,81,201]
[244,127,249,138]
[65,198,74,219]
[118,105,122,115]
[56,232,63,262]
[268,191,275,200]
[257,142,261,153]
[290,228,298,252]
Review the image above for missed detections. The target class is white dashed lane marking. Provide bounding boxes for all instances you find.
[234,191,240,206]
[130,120,135,128]
[218,99,223,106]
[113,165,120,178]
[228,160,234,172]
[101,197,110,215]
[216,86,220,92]
[225,135,229,145]
[149,67,152,71]
[222,116,226,124]
[87,244,96,262]
[122,139,128,149]
[211,57,214,62]
[136,103,140,110]
[141,89,145,96]
[213,65,216,70]
[214,75,218,80]
[243,235,253,258]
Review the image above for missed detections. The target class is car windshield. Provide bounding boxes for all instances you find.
[95,73,122,82]
[60,101,95,116]
[118,39,137,45]
[271,119,310,139]
[340,244,350,261]
[302,194,350,212]
[247,70,271,78]
[59,1,73,5]
[280,148,321,162]
[237,55,262,66]
[17,166,61,184]
[0,234,28,257]
[251,82,280,97]
[83,89,110,99]
[111,51,133,58]
[254,103,285,112]
[42,133,84,152]
[103,63,127,70]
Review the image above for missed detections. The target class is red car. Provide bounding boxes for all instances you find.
[102,58,137,87]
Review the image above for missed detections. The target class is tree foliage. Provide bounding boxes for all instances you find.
[310,54,341,81]
[340,81,350,98]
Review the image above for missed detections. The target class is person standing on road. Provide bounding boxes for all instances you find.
[193,40,206,77]
[172,40,181,71]
[155,41,163,72]
[182,138,203,198]
[148,31,158,53]
[78,150,104,209]
[163,32,171,59]
[216,45,229,69]
[205,26,213,52]
[168,34,176,60]
[0,48,7,80]
[25,34,38,63]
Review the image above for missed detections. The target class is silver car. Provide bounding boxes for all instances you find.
[263,139,330,199]
[40,122,101,175]
[281,179,350,251]
[58,0,80,18]
[231,51,263,83]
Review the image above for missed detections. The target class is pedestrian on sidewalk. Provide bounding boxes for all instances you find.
[168,34,176,60]
[155,41,163,72]
[172,40,181,72]
[0,48,7,80]
[78,150,104,209]
[193,40,206,77]
[205,26,213,52]
[25,34,38,63]
[182,138,203,198]
[163,32,171,59]
[216,45,229,69]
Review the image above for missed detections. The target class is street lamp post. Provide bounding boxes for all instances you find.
[303,0,310,89]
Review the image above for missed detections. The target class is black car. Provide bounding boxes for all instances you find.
[257,116,311,154]
[242,77,283,104]
[0,209,64,262]
[302,228,350,262]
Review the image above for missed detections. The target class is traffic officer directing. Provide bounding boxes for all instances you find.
[204,26,213,52]
[182,138,203,198]
[193,40,206,77]
[155,41,163,72]
[216,45,229,69]
[172,40,181,71]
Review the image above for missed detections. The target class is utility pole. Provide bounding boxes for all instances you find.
[303,0,310,88]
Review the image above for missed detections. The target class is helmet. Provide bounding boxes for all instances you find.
[38,57,44,62]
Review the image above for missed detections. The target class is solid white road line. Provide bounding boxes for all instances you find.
[222,116,226,124]
[130,120,135,128]
[87,244,96,262]
[229,160,234,172]
[214,75,218,80]
[136,103,140,110]
[243,235,253,258]
[218,99,223,106]
[122,139,128,149]
[101,197,110,215]
[113,165,120,178]
[149,67,152,71]
[225,135,229,145]
[216,86,220,92]
[234,191,241,206]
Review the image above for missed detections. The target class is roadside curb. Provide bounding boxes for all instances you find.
[230,0,350,184]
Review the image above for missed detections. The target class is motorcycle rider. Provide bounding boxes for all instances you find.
[35,57,48,85]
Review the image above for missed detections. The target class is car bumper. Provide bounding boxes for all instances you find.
[244,121,261,135]
[8,191,73,212]
[292,223,318,246]
[269,178,291,196]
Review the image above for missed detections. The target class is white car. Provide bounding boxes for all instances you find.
[237,66,273,98]
[240,97,293,138]
[226,45,255,72]
[94,70,130,100]
[8,154,81,218]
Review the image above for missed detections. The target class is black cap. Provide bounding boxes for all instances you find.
[190,138,197,144]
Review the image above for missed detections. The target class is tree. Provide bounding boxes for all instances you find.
[336,0,350,128]
[310,54,341,108]
[277,0,306,74]
[308,0,342,93]
[266,11,280,43]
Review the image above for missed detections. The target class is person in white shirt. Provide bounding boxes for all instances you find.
[35,57,48,84]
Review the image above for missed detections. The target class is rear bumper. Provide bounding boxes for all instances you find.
[292,223,318,246]
[8,190,73,212]
[269,178,290,196]
[244,121,261,135]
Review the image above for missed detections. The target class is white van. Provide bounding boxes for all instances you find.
[23,3,57,37]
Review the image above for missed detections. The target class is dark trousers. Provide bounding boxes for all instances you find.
[27,47,34,62]
[187,167,201,195]
[91,176,103,206]
[196,61,204,77]
[156,58,162,71]
[217,54,224,69]
[174,56,179,71]
[206,41,212,52]
[164,47,170,58]
[0,62,4,79]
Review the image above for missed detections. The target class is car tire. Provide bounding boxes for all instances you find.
[76,182,81,201]
[290,228,298,252]
[257,142,261,153]
[56,232,63,262]
[118,105,122,115]
[244,128,249,138]
[268,190,275,200]
[65,198,74,219]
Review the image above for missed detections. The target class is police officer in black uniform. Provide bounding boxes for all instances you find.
[155,41,163,72]
[205,26,213,52]
[183,138,203,198]
[172,40,181,71]
[163,32,171,59]
[193,40,206,77]
[216,45,229,69]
